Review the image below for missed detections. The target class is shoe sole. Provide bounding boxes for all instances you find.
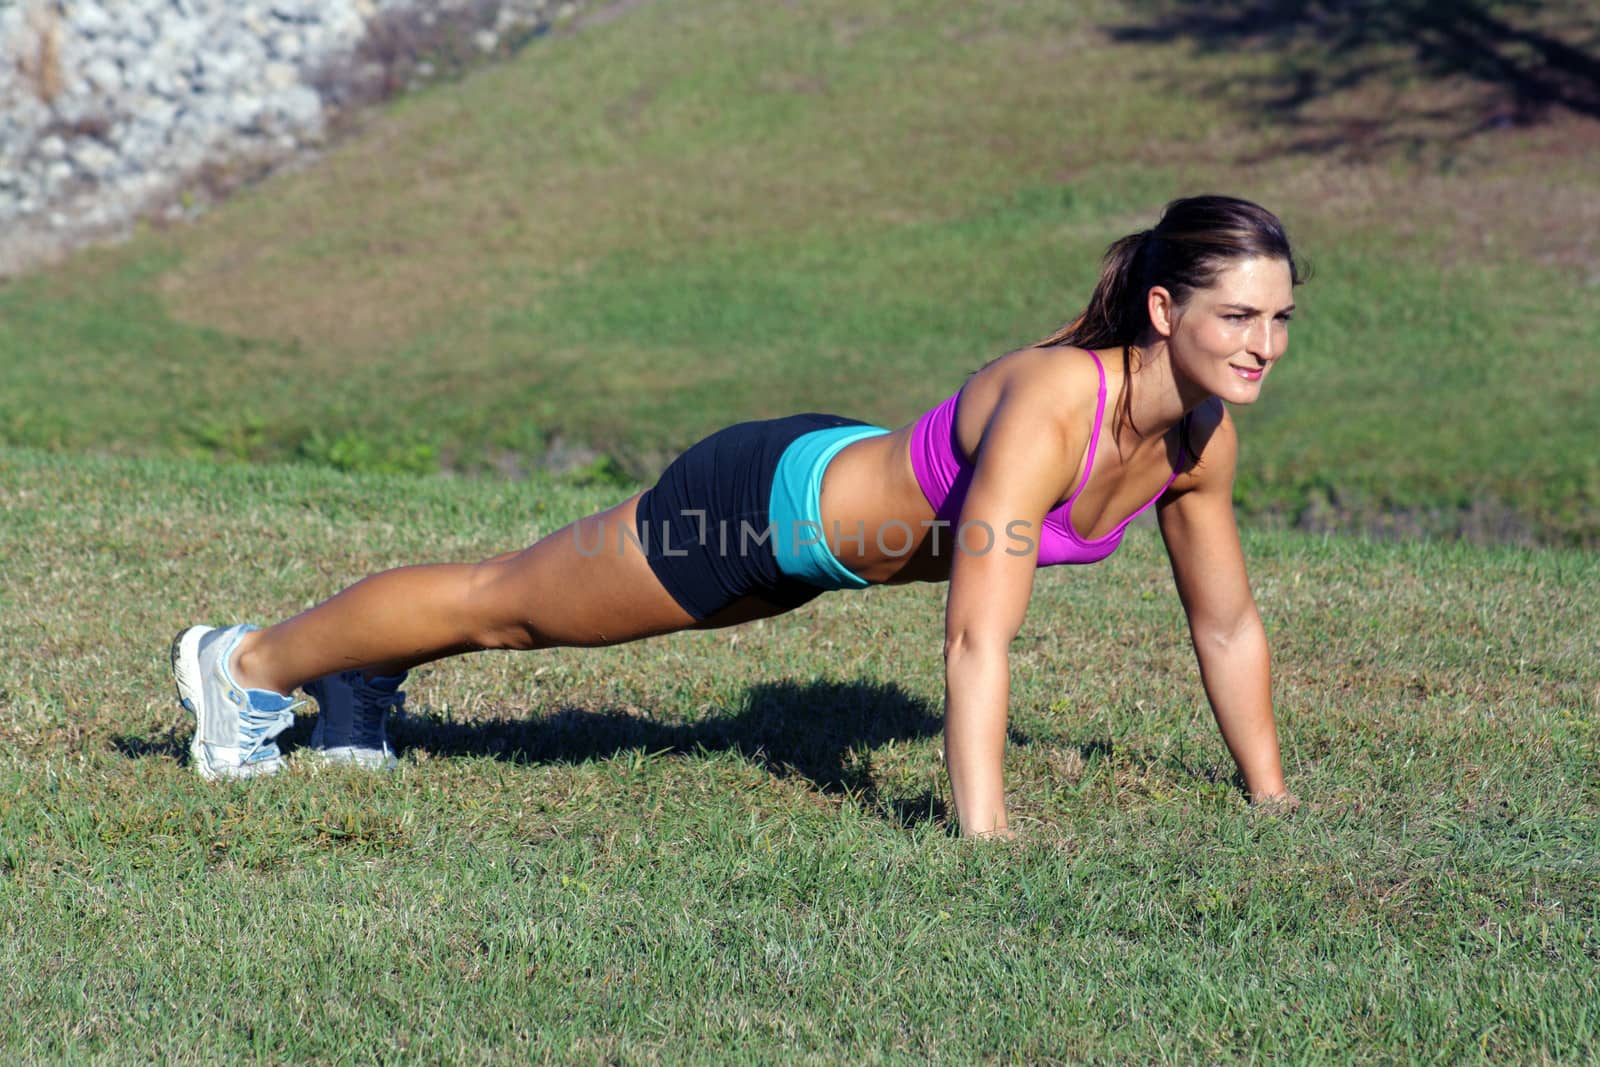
[302,747,400,771]
[171,625,221,780]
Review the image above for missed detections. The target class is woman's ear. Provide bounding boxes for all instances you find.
[1146,285,1177,339]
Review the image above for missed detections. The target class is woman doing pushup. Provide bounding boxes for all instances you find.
[172,193,1304,837]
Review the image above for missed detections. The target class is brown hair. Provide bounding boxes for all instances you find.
[1042,195,1305,448]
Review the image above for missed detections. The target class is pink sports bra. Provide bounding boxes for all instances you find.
[909,349,1185,566]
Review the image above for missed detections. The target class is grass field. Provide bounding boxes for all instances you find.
[2,447,1597,1061]
[2,0,1598,1061]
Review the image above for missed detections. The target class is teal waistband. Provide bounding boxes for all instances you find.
[769,424,889,590]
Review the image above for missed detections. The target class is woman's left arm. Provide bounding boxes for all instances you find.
[1156,406,1291,803]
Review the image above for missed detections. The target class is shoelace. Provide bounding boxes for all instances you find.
[350,677,403,750]
[239,700,301,765]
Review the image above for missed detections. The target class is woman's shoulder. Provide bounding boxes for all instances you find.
[953,345,1108,471]
[972,344,1109,415]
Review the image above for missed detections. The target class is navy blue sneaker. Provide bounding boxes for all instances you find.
[305,670,404,770]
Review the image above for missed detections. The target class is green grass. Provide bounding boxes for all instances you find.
[2,446,1596,1061]
[2,0,1597,1058]
[2,0,1597,539]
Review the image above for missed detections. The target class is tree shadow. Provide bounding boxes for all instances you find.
[1106,0,1600,160]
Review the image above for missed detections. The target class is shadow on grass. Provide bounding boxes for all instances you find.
[399,679,952,828]
[1107,0,1600,159]
[114,679,956,829]
[112,729,185,760]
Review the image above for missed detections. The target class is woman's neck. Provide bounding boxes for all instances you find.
[1116,342,1209,448]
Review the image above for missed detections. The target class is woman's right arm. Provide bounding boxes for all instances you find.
[942,375,1079,837]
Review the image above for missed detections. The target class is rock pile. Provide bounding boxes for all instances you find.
[0,0,582,275]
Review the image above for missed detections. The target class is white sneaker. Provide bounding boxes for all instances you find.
[170,624,299,780]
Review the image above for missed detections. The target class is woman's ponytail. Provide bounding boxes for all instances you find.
[1040,230,1153,350]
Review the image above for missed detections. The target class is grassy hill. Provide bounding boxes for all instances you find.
[2,0,1598,541]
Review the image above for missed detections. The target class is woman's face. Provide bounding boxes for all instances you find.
[1160,256,1296,405]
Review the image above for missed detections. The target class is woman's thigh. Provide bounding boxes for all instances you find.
[471,493,699,648]
[472,491,821,648]
[692,593,815,631]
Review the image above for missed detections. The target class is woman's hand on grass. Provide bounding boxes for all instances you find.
[1248,790,1300,814]
[972,825,1018,842]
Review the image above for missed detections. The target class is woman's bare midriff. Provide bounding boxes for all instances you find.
[817,423,954,585]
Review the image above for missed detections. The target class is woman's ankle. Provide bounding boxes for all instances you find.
[229,629,290,696]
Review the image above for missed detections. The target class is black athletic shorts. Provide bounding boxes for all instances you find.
[635,413,869,620]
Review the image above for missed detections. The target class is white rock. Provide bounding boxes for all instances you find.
[269,30,302,59]
[120,170,163,199]
[122,56,154,92]
[194,48,253,92]
[268,85,321,130]
[263,61,297,90]
[4,96,48,136]
[83,55,125,94]
[183,92,233,135]
[151,71,187,98]
[72,140,119,178]
[230,92,264,128]
[138,5,169,45]
[321,10,362,39]
[269,0,319,23]
[121,126,158,160]
[0,0,597,273]
[156,13,205,54]
[50,94,109,130]
[115,92,156,126]
[75,2,117,38]
[162,133,208,172]
[141,96,179,126]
